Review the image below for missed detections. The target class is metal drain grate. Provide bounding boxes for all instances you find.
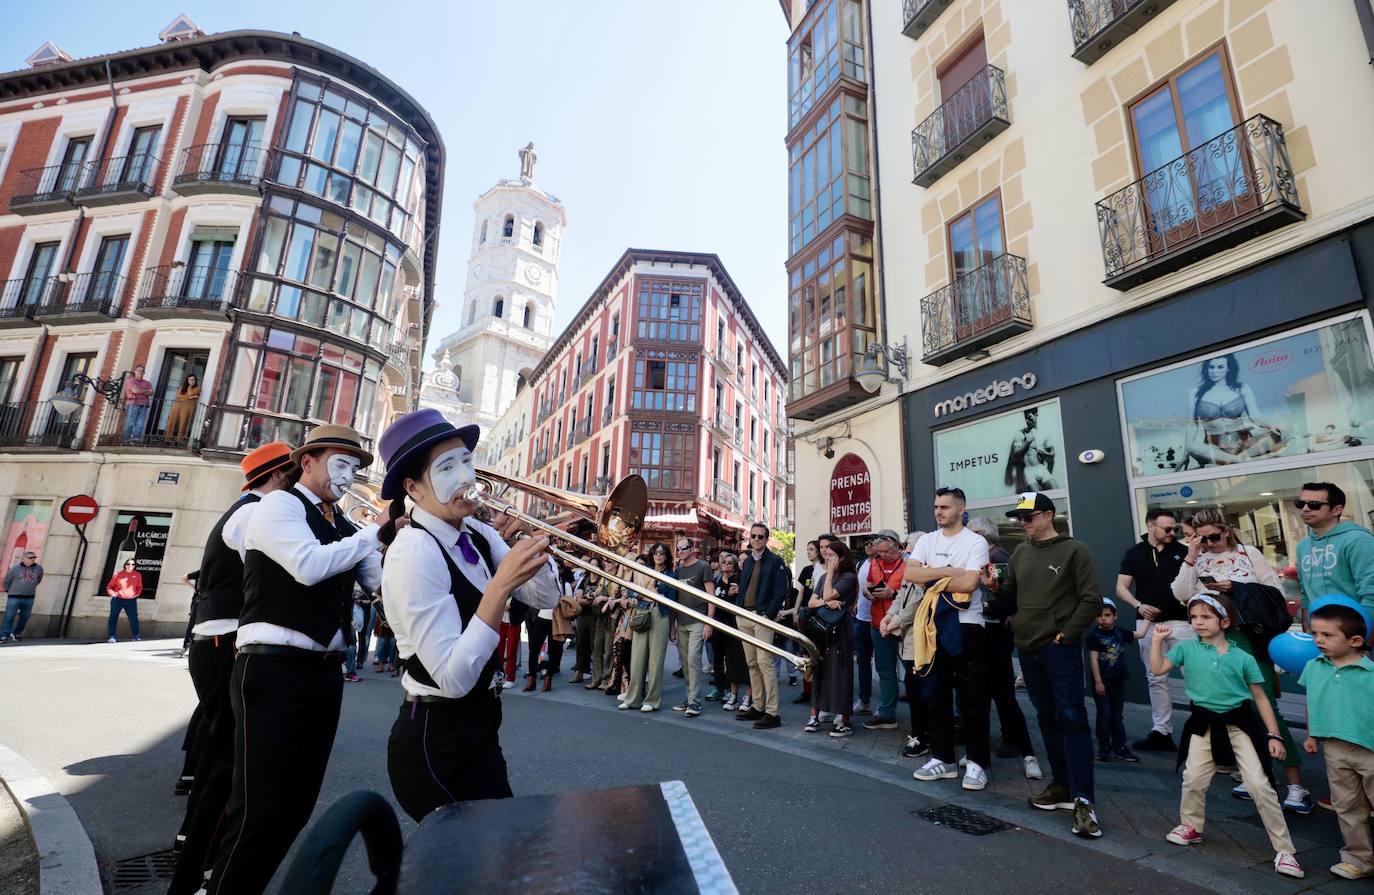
[916,804,1015,835]
[109,848,178,891]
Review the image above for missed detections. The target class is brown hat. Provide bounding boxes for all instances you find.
[290,424,374,468]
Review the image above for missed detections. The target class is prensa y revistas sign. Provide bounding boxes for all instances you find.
[933,372,1038,418]
[829,453,872,535]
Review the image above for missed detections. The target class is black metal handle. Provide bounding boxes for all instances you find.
[278,790,402,895]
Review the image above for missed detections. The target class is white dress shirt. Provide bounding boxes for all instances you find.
[236,483,382,651]
[192,490,264,637]
[382,506,561,698]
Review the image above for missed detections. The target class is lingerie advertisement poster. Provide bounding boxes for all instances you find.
[934,399,1063,503]
[99,511,174,599]
[1120,316,1374,478]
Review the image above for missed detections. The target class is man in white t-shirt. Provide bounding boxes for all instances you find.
[905,486,992,792]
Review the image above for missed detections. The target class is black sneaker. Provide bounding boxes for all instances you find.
[1114,747,1141,763]
[1097,749,1113,762]
[791,692,810,704]
[901,736,930,758]
[752,713,781,730]
[736,707,765,721]
[8,634,18,642]
[1132,730,1176,752]
[862,717,898,731]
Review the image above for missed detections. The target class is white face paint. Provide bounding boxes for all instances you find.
[427,445,476,505]
[324,453,361,501]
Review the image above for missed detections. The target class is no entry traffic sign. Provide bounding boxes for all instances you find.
[60,495,100,526]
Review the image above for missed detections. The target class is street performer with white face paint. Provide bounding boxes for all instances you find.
[376,409,560,821]
[202,425,385,895]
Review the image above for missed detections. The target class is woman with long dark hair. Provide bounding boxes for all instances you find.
[165,374,201,440]
[805,539,857,737]
[620,542,674,712]
[1186,354,1286,467]
[375,409,560,821]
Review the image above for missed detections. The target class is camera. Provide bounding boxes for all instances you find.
[823,447,835,459]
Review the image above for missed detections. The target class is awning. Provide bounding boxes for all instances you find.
[642,508,699,530]
[697,507,748,533]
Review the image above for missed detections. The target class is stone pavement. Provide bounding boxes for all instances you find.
[531,651,1359,895]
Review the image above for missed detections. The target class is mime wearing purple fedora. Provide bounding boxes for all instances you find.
[377,408,561,820]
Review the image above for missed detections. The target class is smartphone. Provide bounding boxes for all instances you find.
[1198,575,1217,585]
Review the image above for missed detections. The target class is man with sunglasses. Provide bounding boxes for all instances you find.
[1115,509,1191,752]
[981,492,1103,839]
[0,551,43,643]
[1295,483,1374,627]
[671,537,712,716]
[734,523,790,729]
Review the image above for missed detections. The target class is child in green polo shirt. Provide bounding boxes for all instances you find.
[1300,602,1374,881]
[1150,592,1303,879]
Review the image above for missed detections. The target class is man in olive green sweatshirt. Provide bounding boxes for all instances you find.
[982,492,1103,839]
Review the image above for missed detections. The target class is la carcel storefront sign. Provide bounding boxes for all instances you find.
[933,372,1038,418]
[829,453,872,535]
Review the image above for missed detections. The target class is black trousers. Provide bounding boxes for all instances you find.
[205,651,343,895]
[387,697,512,822]
[524,615,564,675]
[926,624,991,767]
[903,665,929,739]
[984,621,1034,756]
[574,612,595,673]
[169,634,237,895]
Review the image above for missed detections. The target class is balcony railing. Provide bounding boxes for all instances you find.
[712,344,736,374]
[173,143,269,194]
[602,405,613,426]
[0,277,60,329]
[733,426,743,448]
[1096,115,1304,290]
[575,420,592,444]
[711,409,732,435]
[920,253,1032,366]
[533,449,548,468]
[713,478,740,512]
[1069,0,1179,64]
[605,339,618,361]
[75,153,161,206]
[902,0,956,39]
[34,272,126,323]
[96,397,207,452]
[912,65,1009,188]
[0,400,86,450]
[8,163,84,213]
[137,265,237,319]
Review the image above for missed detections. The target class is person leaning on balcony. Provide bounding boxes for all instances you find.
[122,365,154,437]
[165,374,201,441]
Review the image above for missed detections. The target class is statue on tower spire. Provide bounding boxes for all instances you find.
[518,142,537,181]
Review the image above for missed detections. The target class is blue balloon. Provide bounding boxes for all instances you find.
[1268,631,1320,676]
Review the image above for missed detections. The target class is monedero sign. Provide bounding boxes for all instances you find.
[829,453,872,535]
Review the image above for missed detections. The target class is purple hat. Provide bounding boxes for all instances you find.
[378,409,480,500]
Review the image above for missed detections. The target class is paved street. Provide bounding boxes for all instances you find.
[0,636,1354,894]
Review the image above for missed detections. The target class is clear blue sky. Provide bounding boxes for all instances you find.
[1,2,791,358]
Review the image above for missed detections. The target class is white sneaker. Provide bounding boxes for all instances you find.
[106,637,116,644]
[913,758,960,781]
[962,761,988,791]
[1274,852,1305,878]
[1023,756,1043,780]
[721,696,738,711]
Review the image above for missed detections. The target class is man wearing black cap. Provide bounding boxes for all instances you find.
[203,425,385,895]
[982,492,1103,839]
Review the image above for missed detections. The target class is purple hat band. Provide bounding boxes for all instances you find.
[379,409,479,500]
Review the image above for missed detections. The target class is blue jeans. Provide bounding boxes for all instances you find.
[1,596,34,638]
[123,403,150,437]
[871,631,900,720]
[852,618,874,705]
[1094,676,1127,752]
[1020,641,1094,802]
[107,598,140,639]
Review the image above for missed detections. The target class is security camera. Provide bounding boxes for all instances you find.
[823,447,835,460]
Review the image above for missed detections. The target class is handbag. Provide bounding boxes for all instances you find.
[628,607,653,633]
[805,604,845,642]
[558,596,581,619]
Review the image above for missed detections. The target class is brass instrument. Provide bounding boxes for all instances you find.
[467,470,818,672]
[342,482,387,525]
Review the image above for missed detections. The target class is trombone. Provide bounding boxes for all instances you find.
[468,470,818,673]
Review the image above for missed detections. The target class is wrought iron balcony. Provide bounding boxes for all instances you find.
[33,272,126,324]
[710,408,732,436]
[575,420,592,444]
[602,405,613,426]
[713,478,740,512]
[605,339,618,361]
[137,265,236,319]
[712,344,736,374]
[96,397,207,452]
[1096,115,1304,290]
[566,432,576,451]
[0,278,56,329]
[173,143,268,195]
[8,164,82,213]
[0,399,85,450]
[902,0,956,39]
[912,65,1010,188]
[1069,0,1179,64]
[533,449,548,468]
[920,253,1032,365]
[733,425,743,448]
[75,153,161,206]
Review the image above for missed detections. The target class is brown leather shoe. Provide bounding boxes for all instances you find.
[541,675,552,692]
[522,676,536,692]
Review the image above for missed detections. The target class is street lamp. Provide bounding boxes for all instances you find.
[51,372,126,419]
[855,337,910,393]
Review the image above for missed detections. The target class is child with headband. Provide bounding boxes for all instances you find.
[1149,592,1304,879]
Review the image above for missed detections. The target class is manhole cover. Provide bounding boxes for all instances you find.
[110,849,178,891]
[916,804,1015,835]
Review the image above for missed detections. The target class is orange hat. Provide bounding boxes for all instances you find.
[240,441,294,492]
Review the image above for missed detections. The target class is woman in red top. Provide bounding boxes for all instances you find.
[106,560,142,642]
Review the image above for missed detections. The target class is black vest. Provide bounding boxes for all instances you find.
[403,523,500,706]
[197,493,262,623]
[240,488,359,647]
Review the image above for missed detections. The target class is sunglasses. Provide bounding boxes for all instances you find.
[1012,511,1045,523]
[1293,500,1331,510]
[1200,532,1226,544]
[750,533,767,539]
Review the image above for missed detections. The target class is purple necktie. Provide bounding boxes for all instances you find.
[457,531,482,565]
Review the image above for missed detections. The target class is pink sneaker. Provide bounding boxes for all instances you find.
[1273,852,1304,879]
[1165,824,1202,846]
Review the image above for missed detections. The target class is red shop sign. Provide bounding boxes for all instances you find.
[829,453,872,536]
